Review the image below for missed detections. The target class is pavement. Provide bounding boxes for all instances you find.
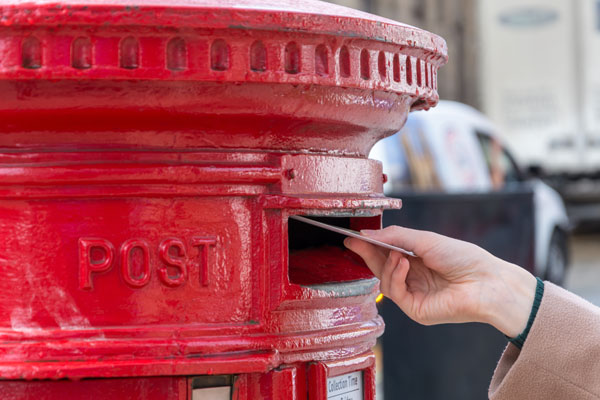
[565,234,600,306]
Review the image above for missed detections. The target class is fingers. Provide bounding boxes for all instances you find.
[380,251,399,296]
[385,255,415,319]
[345,240,415,318]
[343,237,387,278]
[381,252,409,298]
[392,256,411,292]
[361,226,439,258]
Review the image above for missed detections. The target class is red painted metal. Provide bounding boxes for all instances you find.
[0,0,446,398]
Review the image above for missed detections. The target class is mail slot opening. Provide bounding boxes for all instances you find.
[288,215,380,286]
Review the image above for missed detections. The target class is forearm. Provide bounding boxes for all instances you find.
[479,259,537,338]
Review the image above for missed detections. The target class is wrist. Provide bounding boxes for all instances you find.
[480,260,537,338]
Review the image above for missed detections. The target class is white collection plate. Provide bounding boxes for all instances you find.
[326,371,364,400]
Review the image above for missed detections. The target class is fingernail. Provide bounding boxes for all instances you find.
[360,229,377,236]
[343,237,351,247]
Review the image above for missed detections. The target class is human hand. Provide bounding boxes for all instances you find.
[344,226,537,338]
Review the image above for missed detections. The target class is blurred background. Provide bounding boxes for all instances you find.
[323,0,600,398]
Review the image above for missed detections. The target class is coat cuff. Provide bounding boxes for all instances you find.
[489,282,600,399]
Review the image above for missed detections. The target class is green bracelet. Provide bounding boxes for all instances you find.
[508,277,544,350]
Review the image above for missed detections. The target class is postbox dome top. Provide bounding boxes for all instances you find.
[0,0,448,156]
[0,0,446,55]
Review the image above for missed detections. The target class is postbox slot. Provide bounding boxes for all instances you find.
[288,215,380,286]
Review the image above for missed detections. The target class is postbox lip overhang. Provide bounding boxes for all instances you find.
[0,0,447,62]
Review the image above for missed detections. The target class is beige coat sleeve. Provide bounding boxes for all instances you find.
[489,282,600,399]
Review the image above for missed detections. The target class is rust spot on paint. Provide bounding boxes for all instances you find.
[285,169,296,179]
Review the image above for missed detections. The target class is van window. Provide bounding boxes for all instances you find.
[370,119,441,193]
[476,133,521,189]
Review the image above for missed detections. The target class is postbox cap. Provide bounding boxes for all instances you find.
[0,0,448,155]
[0,0,447,57]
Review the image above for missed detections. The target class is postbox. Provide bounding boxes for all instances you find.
[0,0,446,398]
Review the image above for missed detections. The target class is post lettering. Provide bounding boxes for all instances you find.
[158,238,188,287]
[79,235,218,290]
[79,238,115,290]
[191,236,217,286]
[120,239,151,288]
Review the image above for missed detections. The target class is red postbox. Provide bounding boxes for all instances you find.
[0,0,446,398]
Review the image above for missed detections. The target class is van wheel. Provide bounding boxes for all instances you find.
[545,230,568,285]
